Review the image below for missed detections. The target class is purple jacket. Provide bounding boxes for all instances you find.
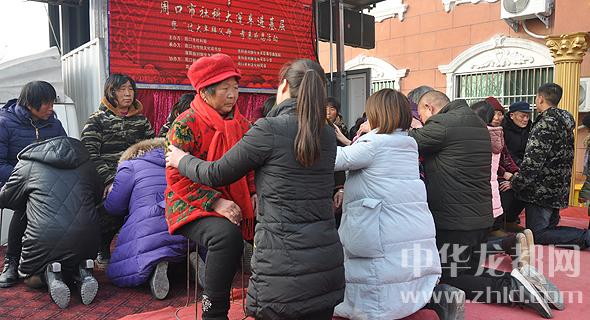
[104,140,187,287]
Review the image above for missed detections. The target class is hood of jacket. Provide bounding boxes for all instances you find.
[18,136,90,169]
[1,99,58,127]
[100,97,144,117]
[488,126,504,154]
[119,138,166,166]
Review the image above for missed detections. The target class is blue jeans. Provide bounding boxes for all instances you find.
[525,203,589,248]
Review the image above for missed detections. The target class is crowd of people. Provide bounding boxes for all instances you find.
[0,53,587,320]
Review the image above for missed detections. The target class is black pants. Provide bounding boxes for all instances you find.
[499,189,525,224]
[98,206,125,252]
[256,308,334,320]
[6,210,27,258]
[178,216,243,320]
[437,228,513,303]
[525,203,589,248]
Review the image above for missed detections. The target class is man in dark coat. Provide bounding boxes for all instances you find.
[511,83,590,248]
[502,101,532,167]
[409,91,553,318]
[0,136,102,308]
[0,81,66,288]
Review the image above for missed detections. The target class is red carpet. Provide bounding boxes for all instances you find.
[0,208,588,319]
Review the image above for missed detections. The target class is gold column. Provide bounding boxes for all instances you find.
[545,32,590,205]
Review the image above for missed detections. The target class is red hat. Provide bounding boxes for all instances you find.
[485,96,504,113]
[187,53,241,91]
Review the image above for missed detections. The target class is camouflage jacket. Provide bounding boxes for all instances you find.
[512,107,574,208]
[81,98,155,185]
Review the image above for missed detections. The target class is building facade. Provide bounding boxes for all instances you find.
[318,0,590,185]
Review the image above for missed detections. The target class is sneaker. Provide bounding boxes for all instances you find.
[510,268,553,318]
[523,229,535,265]
[189,252,206,288]
[45,262,70,309]
[149,261,169,300]
[426,284,465,320]
[516,233,529,268]
[0,255,19,288]
[520,264,564,310]
[505,222,525,233]
[75,259,98,305]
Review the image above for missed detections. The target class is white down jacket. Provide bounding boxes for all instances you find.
[334,129,441,320]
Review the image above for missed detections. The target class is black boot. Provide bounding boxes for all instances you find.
[75,259,98,305]
[149,261,169,300]
[510,268,553,318]
[0,255,19,288]
[201,294,230,320]
[425,284,465,320]
[45,262,70,309]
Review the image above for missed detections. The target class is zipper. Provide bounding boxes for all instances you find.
[30,118,40,140]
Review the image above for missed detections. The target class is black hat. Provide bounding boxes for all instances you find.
[508,101,532,113]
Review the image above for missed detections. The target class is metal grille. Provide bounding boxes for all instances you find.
[371,80,395,94]
[455,67,554,116]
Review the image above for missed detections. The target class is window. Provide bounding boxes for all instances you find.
[439,35,555,120]
[371,80,396,94]
[455,66,554,111]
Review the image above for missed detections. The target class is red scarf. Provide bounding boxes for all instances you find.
[192,96,255,239]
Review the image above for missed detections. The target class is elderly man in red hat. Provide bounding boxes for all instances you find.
[165,53,256,319]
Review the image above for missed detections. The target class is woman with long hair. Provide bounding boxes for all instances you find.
[166,59,345,320]
[333,89,441,320]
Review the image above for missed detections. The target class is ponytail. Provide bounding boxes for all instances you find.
[295,70,326,167]
[279,59,327,167]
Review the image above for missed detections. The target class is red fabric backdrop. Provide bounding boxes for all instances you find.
[136,89,271,133]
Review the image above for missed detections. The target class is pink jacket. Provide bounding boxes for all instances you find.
[488,126,504,218]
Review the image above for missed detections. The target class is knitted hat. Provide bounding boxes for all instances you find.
[187,53,241,91]
[508,101,532,113]
[486,97,504,113]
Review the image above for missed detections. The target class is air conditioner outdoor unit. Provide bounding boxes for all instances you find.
[579,78,590,113]
[501,0,553,28]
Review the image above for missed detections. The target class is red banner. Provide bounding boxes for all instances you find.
[108,0,316,89]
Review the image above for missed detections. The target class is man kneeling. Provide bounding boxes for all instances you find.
[0,136,102,308]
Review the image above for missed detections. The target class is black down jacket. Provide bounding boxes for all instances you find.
[177,98,345,319]
[0,136,102,276]
[409,99,494,231]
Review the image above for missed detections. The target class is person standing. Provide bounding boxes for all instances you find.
[81,74,155,264]
[511,83,590,249]
[166,58,345,320]
[0,81,66,288]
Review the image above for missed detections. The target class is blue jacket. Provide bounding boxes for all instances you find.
[0,99,66,185]
[104,140,188,287]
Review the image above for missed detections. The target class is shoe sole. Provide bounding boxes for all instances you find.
[80,277,99,305]
[524,229,535,265]
[150,261,169,300]
[49,279,71,309]
[516,233,529,268]
[521,265,564,311]
[511,269,553,318]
